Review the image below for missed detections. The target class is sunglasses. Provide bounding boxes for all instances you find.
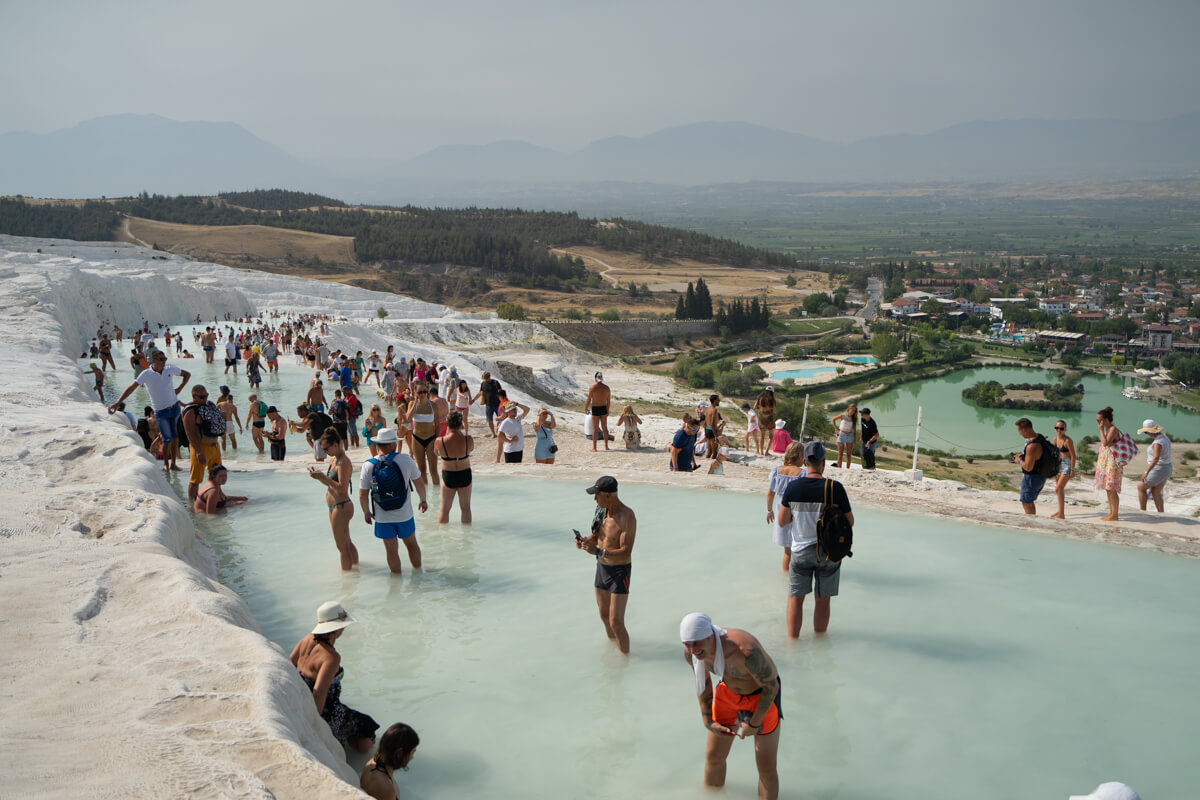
[1054,426,1065,430]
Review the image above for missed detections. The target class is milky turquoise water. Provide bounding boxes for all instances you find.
[89,334,1199,797]
[861,365,1197,455]
[844,355,876,365]
[192,473,1200,799]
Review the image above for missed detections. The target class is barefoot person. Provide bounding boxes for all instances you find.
[289,601,379,754]
[831,403,857,469]
[585,372,612,451]
[575,476,637,654]
[1011,418,1050,516]
[533,408,557,464]
[1094,406,1126,522]
[433,411,473,524]
[680,613,781,800]
[309,429,360,571]
[109,350,190,474]
[360,723,420,800]
[216,385,243,452]
[1136,419,1172,513]
[359,428,428,574]
[1050,419,1077,519]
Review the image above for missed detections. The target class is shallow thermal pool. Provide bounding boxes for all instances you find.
[192,473,1198,799]
[770,361,839,382]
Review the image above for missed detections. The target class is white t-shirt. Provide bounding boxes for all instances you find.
[225,341,238,359]
[498,417,524,454]
[136,364,183,411]
[746,409,759,432]
[359,452,422,522]
[1149,433,1171,465]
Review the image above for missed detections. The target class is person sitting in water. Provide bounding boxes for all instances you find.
[289,601,379,753]
[193,464,247,514]
[360,722,420,800]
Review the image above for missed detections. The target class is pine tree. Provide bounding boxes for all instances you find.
[695,278,713,319]
[675,295,687,320]
[684,283,698,319]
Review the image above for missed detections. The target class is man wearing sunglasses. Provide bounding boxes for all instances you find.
[110,352,190,474]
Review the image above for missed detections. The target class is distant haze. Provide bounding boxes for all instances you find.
[1,0,1198,162]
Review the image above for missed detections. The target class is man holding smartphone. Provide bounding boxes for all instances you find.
[575,476,637,654]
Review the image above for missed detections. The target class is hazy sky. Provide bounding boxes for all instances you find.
[2,0,1198,159]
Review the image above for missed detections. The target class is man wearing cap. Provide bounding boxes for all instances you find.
[584,372,612,451]
[777,440,853,636]
[576,476,637,654]
[859,408,879,470]
[109,349,190,474]
[182,384,226,502]
[359,428,428,574]
[679,612,781,800]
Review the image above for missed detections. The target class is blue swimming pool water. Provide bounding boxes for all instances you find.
[770,361,838,381]
[844,355,876,364]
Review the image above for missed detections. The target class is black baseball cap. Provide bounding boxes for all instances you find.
[585,476,619,495]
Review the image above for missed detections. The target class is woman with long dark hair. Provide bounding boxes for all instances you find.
[360,723,420,800]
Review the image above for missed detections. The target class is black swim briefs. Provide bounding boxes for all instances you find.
[594,561,631,594]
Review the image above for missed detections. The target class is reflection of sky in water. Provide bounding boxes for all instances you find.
[863,366,1197,454]
[193,475,1200,799]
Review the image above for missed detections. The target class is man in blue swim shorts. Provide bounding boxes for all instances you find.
[359,428,428,574]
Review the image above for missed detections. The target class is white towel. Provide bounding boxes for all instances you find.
[680,613,725,696]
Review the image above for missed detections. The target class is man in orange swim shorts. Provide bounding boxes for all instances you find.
[680,612,782,800]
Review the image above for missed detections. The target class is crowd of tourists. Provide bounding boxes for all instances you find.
[85,315,1153,800]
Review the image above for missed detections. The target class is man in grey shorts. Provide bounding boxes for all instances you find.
[777,441,854,637]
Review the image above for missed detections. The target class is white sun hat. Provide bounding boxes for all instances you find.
[373,428,399,445]
[312,601,356,635]
[1069,782,1141,800]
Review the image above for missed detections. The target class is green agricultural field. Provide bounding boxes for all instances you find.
[769,317,849,334]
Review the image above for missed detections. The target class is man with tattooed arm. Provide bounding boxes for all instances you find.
[680,612,781,800]
[576,476,637,654]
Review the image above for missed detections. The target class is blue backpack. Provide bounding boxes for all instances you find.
[369,453,409,512]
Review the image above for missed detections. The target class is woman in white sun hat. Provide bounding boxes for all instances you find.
[290,601,379,752]
[1136,419,1172,513]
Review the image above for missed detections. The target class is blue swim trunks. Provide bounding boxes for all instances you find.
[374,518,416,540]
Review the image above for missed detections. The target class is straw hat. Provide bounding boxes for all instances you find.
[1137,419,1163,435]
[312,601,356,635]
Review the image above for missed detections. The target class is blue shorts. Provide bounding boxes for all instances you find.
[374,518,416,540]
[836,431,854,444]
[1019,473,1046,503]
[155,404,182,444]
[486,403,499,424]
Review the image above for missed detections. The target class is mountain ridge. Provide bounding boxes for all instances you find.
[2,113,1198,198]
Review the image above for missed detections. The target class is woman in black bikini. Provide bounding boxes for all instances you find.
[434,410,474,524]
[1050,418,1077,520]
[308,428,359,571]
[406,381,442,489]
[193,464,247,514]
[290,601,378,754]
[360,722,420,800]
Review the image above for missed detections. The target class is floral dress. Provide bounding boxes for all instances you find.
[1093,433,1124,492]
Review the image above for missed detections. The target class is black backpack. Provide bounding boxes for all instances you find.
[1034,434,1061,479]
[816,478,854,563]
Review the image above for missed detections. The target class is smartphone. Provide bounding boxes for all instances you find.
[573,529,582,541]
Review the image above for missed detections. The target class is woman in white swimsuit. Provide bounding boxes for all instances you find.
[454,379,473,433]
[405,382,442,487]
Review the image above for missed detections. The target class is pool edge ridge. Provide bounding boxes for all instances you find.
[0,255,366,799]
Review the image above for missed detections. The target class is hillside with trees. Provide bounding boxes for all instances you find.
[0,191,796,292]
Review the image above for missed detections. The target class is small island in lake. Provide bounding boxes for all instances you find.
[962,379,1084,412]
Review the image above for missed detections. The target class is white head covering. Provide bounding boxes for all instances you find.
[680,613,725,696]
[1069,782,1141,800]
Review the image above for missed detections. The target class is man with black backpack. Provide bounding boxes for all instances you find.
[181,384,227,503]
[358,428,428,574]
[1012,417,1059,515]
[777,441,854,638]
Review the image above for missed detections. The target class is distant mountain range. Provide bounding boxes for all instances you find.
[2,112,1199,200]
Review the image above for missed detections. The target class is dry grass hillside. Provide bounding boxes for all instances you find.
[119,217,356,266]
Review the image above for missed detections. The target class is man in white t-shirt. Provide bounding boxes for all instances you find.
[358,428,428,574]
[109,350,191,473]
[224,336,239,375]
[495,401,530,464]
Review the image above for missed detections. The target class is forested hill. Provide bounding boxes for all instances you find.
[0,189,796,290]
